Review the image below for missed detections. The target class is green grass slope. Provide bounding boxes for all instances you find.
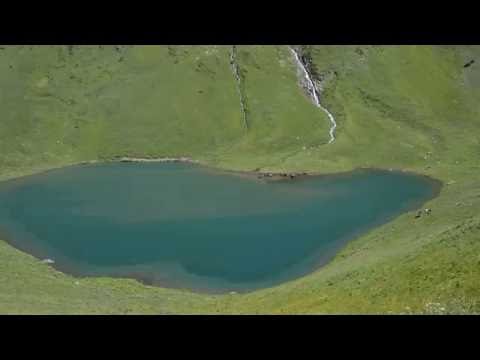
[0,45,330,179]
[0,45,479,314]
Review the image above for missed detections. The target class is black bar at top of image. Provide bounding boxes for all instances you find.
[1,6,480,45]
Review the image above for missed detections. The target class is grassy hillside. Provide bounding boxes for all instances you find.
[0,45,479,314]
[0,45,330,179]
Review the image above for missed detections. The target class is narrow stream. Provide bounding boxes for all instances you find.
[289,46,337,144]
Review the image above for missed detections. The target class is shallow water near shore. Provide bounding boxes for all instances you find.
[0,162,440,293]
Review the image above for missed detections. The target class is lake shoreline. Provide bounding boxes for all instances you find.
[0,156,444,207]
[80,156,444,190]
[0,160,443,295]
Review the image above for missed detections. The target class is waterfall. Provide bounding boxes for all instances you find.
[289,46,337,144]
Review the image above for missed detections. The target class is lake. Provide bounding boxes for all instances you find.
[0,162,440,292]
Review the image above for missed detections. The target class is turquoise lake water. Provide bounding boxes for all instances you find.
[0,163,439,292]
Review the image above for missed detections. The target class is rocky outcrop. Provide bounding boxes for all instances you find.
[256,171,309,181]
[230,46,249,131]
[415,208,432,219]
